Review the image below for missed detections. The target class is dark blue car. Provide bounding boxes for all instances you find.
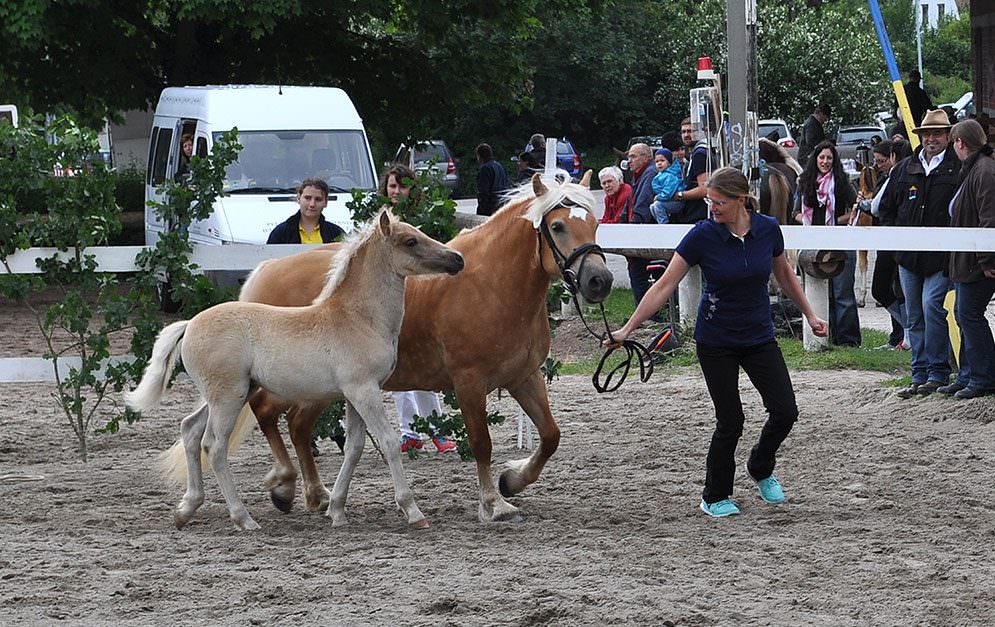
[524,138,582,177]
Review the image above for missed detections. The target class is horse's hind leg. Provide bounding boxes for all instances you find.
[342,384,427,529]
[454,381,522,523]
[500,369,560,498]
[250,390,297,512]
[856,250,869,307]
[287,403,332,512]
[175,403,209,530]
[326,402,366,527]
[203,397,260,531]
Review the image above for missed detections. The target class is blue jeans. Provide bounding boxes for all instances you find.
[650,199,681,225]
[899,267,952,384]
[830,250,861,346]
[953,278,995,390]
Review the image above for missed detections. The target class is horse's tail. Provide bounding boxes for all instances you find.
[124,320,188,414]
[158,402,258,486]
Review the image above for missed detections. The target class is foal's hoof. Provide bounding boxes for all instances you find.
[498,469,526,497]
[269,491,294,514]
[174,510,192,530]
[409,518,431,530]
[234,516,261,531]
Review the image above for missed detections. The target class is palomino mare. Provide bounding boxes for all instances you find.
[126,211,464,531]
[220,172,613,523]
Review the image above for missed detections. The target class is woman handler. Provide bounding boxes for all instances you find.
[605,168,828,517]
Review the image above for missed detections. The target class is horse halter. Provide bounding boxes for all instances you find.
[535,204,658,393]
[536,200,605,296]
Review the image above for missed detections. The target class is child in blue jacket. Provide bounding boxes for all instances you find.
[649,148,685,224]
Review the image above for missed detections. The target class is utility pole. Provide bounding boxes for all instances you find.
[726,0,760,194]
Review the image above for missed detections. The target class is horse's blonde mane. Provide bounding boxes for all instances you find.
[506,172,597,226]
[312,215,385,304]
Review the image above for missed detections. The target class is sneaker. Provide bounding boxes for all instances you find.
[700,499,740,517]
[896,383,920,399]
[400,436,424,453]
[757,477,785,503]
[915,381,943,396]
[937,382,966,396]
[432,436,457,453]
[896,340,910,351]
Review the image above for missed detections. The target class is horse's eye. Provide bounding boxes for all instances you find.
[405,238,418,247]
[551,221,565,233]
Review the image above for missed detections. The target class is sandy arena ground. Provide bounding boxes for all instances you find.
[3,294,995,625]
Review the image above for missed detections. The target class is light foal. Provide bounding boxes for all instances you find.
[169,172,614,523]
[126,211,464,531]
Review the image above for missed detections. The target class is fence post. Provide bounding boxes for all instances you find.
[802,273,830,351]
[678,266,702,328]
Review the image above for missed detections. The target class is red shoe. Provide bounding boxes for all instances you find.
[400,436,424,453]
[432,437,457,453]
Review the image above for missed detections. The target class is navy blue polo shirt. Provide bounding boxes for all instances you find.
[675,213,784,348]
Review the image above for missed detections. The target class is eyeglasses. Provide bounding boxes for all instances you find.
[704,196,734,208]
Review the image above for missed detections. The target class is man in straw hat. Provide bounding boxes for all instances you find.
[878,109,962,399]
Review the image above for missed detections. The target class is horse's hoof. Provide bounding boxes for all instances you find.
[498,469,525,497]
[270,491,294,514]
[410,518,430,530]
[234,516,261,531]
[174,510,191,530]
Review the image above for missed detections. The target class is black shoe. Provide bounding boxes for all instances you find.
[896,383,920,399]
[310,442,322,457]
[937,383,966,395]
[915,381,943,396]
[954,387,991,400]
[332,433,346,453]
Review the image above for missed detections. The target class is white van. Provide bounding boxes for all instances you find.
[144,85,377,248]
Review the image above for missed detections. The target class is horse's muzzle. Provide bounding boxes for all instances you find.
[442,251,465,275]
[579,265,613,303]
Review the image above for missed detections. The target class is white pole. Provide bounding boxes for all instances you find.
[544,138,558,179]
[679,266,702,328]
[802,274,830,351]
[915,0,924,85]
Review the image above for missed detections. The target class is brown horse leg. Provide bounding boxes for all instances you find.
[287,402,332,512]
[499,369,560,497]
[250,390,298,513]
[455,382,523,523]
[856,250,869,306]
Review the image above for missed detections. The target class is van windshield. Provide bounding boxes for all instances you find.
[216,130,376,193]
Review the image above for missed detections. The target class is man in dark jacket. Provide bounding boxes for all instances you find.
[903,70,934,136]
[475,143,509,216]
[620,142,658,310]
[798,103,830,165]
[266,178,345,244]
[877,109,961,398]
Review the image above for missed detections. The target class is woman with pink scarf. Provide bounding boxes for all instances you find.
[794,140,860,346]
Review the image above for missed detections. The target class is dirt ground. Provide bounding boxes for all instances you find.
[3,298,995,625]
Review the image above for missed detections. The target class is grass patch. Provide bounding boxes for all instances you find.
[559,294,912,378]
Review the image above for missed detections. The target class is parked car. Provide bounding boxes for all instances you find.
[835,124,887,181]
[393,140,458,193]
[938,91,975,121]
[758,118,799,161]
[523,137,582,177]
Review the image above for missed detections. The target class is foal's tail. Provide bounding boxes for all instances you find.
[124,321,188,414]
[157,403,258,485]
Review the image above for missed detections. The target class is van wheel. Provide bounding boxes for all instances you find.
[157,280,181,313]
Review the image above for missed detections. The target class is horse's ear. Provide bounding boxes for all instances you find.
[531,173,548,197]
[579,169,592,188]
[378,209,391,235]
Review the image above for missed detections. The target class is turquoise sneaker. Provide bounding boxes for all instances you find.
[699,499,741,517]
[746,463,785,503]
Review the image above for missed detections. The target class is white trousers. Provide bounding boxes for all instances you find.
[391,391,443,440]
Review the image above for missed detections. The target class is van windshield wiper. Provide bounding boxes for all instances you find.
[226,186,297,194]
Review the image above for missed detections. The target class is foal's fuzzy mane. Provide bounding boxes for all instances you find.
[312,214,385,304]
[508,172,598,226]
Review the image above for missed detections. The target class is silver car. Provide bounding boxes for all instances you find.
[758,118,799,161]
[393,140,459,193]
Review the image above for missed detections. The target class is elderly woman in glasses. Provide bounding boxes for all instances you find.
[598,165,631,224]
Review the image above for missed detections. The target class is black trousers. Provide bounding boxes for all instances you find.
[696,340,799,504]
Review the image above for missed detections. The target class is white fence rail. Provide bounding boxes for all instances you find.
[3,226,995,383]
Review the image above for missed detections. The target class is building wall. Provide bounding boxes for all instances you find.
[972,0,994,119]
[920,0,960,29]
